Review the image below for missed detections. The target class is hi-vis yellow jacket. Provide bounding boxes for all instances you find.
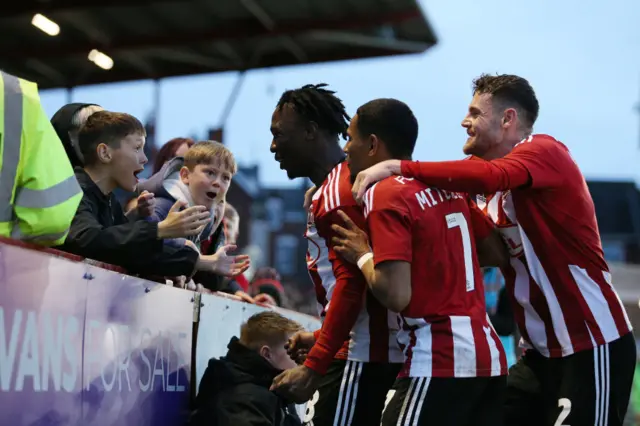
[0,71,82,246]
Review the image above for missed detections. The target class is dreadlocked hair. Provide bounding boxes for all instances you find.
[276,83,350,140]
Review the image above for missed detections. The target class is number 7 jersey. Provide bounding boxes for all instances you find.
[363,175,508,378]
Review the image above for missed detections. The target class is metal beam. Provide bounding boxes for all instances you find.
[303,31,430,53]
[239,0,308,64]
[0,9,421,61]
[2,0,183,18]
[34,46,413,90]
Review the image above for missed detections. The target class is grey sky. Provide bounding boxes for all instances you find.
[39,0,640,187]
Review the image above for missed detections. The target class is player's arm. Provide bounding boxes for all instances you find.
[303,206,368,376]
[332,186,413,313]
[400,136,567,193]
[468,198,510,268]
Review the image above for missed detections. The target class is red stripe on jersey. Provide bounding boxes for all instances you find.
[431,320,455,376]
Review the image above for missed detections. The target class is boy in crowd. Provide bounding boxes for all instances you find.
[138,141,254,299]
[140,141,234,251]
[61,111,249,278]
[189,311,303,426]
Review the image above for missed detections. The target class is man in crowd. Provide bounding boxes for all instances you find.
[331,98,508,425]
[61,110,249,278]
[351,74,636,426]
[268,84,404,426]
[189,311,302,426]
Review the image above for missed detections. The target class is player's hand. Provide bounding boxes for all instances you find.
[352,159,402,204]
[199,244,251,277]
[254,293,277,306]
[158,200,211,239]
[270,365,321,404]
[136,190,156,218]
[331,210,372,264]
[286,331,316,356]
[303,185,317,210]
[234,290,256,304]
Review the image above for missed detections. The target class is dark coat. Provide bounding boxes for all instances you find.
[189,337,302,426]
[60,168,198,276]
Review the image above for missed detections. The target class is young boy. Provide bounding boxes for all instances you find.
[61,111,249,278]
[189,311,303,426]
[140,140,235,251]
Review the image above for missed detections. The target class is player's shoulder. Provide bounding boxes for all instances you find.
[314,161,354,212]
[513,134,570,155]
[363,175,417,214]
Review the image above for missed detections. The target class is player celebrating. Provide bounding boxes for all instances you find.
[351,74,636,426]
[268,84,404,426]
[331,98,508,426]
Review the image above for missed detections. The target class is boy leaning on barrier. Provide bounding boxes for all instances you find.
[138,141,255,300]
[189,311,303,426]
[59,110,249,279]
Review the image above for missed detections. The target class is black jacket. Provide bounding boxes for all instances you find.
[60,168,199,276]
[189,337,302,426]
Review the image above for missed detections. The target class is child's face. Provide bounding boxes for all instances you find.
[109,133,147,192]
[180,162,232,210]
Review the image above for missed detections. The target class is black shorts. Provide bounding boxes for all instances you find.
[505,332,637,426]
[303,359,401,426]
[381,375,506,426]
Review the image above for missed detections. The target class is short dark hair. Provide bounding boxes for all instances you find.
[79,110,146,165]
[276,83,350,140]
[472,74,539,129]
[355,98,418,159]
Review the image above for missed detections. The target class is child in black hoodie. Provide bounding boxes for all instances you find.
[190,312,303,426]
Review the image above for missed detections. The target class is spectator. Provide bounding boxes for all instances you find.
[60,110,249,278]
[250,267,285,307]
[189,311,303,426]
[140,141,234,251]
[153,137,195,174]
[0,71,82,246]
[50,102,104,168]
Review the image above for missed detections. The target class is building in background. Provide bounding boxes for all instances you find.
[587,180,640,264]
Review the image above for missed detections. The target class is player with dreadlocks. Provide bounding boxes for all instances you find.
[269,84,403,426]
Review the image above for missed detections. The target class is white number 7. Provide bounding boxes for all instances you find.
[446,212,474,292]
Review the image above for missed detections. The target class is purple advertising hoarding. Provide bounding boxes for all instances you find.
[0,243,194,426]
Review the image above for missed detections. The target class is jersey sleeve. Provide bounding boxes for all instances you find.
[303,205,367,375]
[467,197,495,241]
[364,182,413,265]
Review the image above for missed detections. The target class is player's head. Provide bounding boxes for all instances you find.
[78,110,147,192]
[345,98,418,182]
[270,83,350,179]
[462,74,539,159]
[239,311,302,370]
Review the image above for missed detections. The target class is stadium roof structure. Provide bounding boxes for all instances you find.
[0,0,437,89]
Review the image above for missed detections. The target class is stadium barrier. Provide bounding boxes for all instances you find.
[0,239,321,425]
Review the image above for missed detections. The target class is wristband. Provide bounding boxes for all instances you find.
[356,252,374,270]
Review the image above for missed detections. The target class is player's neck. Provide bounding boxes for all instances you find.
[308,143,345,187]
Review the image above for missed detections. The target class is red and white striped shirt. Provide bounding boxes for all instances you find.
[363,175,508,378]
[304,162,403,375]
[401,134,633,358]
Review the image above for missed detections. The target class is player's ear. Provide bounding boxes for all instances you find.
[369,134,379,156]
[502,108,517,129]
[305,121,319,140]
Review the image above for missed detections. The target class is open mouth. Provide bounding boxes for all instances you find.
[205,191,217,200]
[133,169,143,181]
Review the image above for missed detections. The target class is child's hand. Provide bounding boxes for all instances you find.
[158,200,210,239]
[136,190,156,218]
